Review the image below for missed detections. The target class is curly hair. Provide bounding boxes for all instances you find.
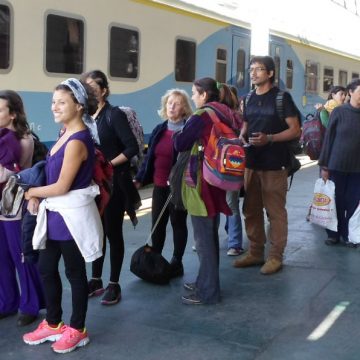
[158,88,193,120]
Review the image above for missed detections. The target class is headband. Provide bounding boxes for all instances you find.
[61,78,88,107]
[60,78,100,145]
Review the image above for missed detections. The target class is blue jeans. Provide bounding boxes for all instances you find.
[225,191,243,249]
[191,215,221,304]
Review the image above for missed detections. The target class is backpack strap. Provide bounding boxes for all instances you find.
[275,90,285,122]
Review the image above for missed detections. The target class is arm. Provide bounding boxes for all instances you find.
[25,139,88,199]
[110,108,139,166]
[250,116,301,147]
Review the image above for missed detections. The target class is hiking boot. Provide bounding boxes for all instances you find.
[51,326,89,354]
[23,320,65,345]
[233,254,264,268]
[183,282,196,291]
[227,248,245,256]
[170,257,184,278]
[101,283,121,305]
[260,258,282,275]
[88,278,105,297]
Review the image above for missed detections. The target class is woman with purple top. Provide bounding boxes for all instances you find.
[0,90,45,327]
[23,79,103,354]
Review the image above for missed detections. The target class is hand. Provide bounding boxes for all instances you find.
[27,197,40,215]
[248,132,268,147]
[314,103,324,111]
[24,189,32,201]
[133,180,142,190]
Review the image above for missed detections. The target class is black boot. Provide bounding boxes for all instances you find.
[170,257,184,278]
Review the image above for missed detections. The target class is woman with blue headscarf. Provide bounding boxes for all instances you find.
[23,79,103,354]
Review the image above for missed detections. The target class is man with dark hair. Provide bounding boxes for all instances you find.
[233,55,301,275]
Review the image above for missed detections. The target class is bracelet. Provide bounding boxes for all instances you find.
[267,134,273,144]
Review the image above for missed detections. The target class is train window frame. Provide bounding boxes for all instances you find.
[305,60,319,94]
[44,11,85,76]
[0,1,12,73]
[323,67,334,92]
[286,59,293,90]
[215,47,227,84]
[352,72,359,80]
[175,37,196,83]
[108,24,140,81]
[339,69,348,87]
[235,48,246,89]
[273,46,281,87]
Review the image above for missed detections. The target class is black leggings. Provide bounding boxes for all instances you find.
[38,240,88,330]
[151,185,188,260]
[91,185,125,283]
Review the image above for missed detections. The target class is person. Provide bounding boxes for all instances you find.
[81,70,141,305]
[0,90,45,327]
[23,78,103,353]
[306,85,346,222]
[315,85,347,128]
[233,55,301,275]
[173,77,234,305]
[318,78,360,247]
[221,84,244,256]
[134,89,192,277]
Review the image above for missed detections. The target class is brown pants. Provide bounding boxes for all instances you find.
[243,168,288,261]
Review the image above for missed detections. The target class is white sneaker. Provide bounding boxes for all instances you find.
[227,248,244,256]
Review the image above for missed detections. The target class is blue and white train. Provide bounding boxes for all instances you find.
[0,0,359,145]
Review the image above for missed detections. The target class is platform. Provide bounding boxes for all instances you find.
[2,156,360,360]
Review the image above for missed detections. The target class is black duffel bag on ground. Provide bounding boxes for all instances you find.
[130,194,173,284]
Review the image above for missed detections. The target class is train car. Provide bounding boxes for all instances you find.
[0,0,359,145]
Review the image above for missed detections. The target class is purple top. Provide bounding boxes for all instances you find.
[0,128,21,170]
[46,129,95,240]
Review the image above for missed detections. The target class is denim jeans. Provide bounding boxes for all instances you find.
[225,190,243,249]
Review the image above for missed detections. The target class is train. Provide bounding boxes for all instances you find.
[1,0,360,145]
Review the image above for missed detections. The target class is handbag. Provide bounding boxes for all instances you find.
[130,194,172,284]
[0,175,25,218]
[309,178,337,231]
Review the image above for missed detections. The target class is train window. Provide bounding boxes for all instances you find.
[215,48,227,83]
[236,49,245,88]
[339,70,348,87]
[305,60,319,93]
[175,39,196,82]
[0,4,10,70]
[46,14,84,74]
[273,47,281,87]
[323,67,334,92]
[352,72,359,80]
[110,27,139,79]
[286,60,293,89]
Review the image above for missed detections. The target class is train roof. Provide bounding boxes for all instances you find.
[151,0,360,61]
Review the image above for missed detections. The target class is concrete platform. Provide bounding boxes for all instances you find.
[2,156,360,360]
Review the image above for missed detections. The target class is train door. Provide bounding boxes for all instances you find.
[230,33,251,95]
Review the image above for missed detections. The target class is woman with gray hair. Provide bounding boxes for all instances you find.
[134,88,192,278]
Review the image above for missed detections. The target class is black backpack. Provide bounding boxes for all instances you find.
[31,131,48,165]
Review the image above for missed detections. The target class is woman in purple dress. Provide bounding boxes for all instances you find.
[0,90,45,327]
[23,79,103,354]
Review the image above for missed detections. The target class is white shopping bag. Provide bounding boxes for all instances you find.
[309,178,338,232]
[348,202,360,244]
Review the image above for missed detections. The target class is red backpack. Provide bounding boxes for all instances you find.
[202,107,245,191]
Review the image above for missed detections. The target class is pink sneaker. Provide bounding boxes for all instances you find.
[23,320,65,345]
[51,326,89,353]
